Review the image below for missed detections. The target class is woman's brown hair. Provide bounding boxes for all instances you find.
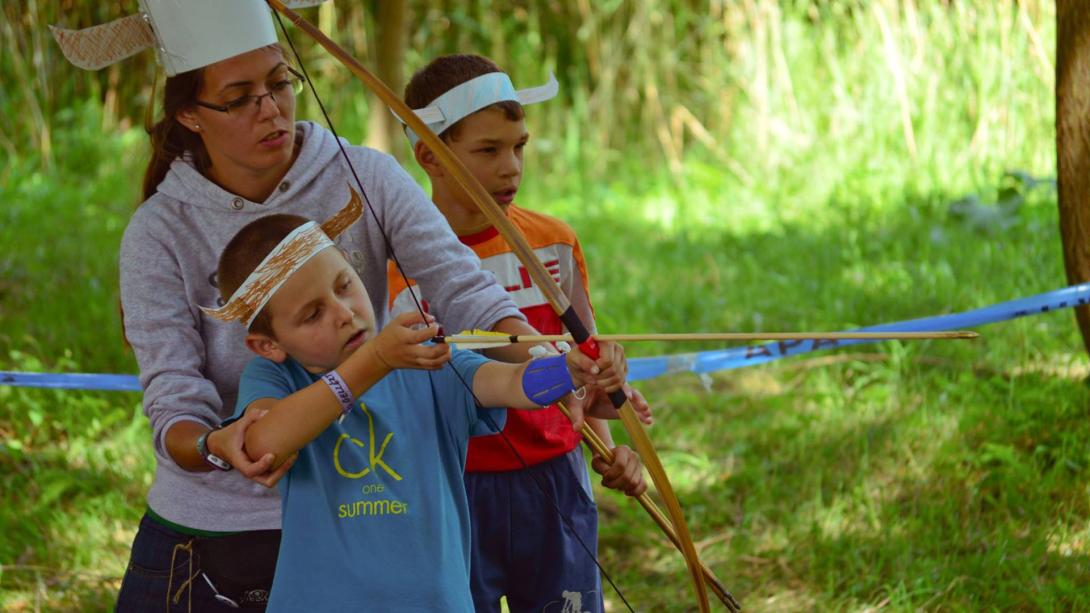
[141,68,212,202]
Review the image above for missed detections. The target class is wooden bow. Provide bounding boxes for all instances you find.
[265,2,729,609]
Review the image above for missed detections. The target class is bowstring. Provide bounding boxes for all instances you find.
[272,11,634,611]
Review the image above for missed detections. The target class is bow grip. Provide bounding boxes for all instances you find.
[560,307,626,408]
[578,337,601,360]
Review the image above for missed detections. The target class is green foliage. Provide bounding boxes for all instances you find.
[1,0,1081,611]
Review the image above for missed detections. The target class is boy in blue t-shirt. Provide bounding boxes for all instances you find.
[203,210,628,612]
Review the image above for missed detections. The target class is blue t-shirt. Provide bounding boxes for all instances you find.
[234,349,504,612]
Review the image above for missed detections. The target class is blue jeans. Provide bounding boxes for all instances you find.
[464,448,604,613]
[115,513,266,612]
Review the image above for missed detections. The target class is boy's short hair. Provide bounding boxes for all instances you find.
[404,54,525,142]
[218,213,310,336]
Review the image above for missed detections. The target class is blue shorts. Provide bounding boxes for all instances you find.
[464,448,603,613]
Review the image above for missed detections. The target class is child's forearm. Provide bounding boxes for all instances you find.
[244,344,391,464]
[471,360,547,409]
[587,416,616,448]
[472,355,582,410]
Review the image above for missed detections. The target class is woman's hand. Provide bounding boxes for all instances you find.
[207,409,297,488]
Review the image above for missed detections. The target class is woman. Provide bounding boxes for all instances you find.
[50,5,531,610]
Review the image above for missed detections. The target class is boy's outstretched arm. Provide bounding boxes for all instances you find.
[471,339,627,409]
[242,312,449,469]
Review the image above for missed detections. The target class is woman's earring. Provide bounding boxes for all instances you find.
[194,123,201,131]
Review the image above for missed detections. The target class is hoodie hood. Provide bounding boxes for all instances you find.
[156,121,343,212]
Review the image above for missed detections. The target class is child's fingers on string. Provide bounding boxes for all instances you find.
[404,322,439,344]
[415,344,450,369]
[428,342,451,358]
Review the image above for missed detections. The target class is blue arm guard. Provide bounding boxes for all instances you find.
[521,354,575,406]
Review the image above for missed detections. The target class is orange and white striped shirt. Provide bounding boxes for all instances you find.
[388,205,595,471]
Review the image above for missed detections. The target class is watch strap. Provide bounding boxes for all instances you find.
[197,429,232,471]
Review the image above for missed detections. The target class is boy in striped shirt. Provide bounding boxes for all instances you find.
[388,54,652,612]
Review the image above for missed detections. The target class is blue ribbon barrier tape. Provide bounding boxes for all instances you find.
[4,284,1090,390]
[0,371,141,392]
[626,283,1090,382]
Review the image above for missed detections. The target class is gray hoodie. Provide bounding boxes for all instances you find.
[120,121,522,531]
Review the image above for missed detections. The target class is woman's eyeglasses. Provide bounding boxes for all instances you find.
[195,67,306,119]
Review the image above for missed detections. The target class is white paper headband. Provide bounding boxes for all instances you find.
[403,72,559,146]
[202,187,363,328]
[204,222,333,328]
[50,0,328,76]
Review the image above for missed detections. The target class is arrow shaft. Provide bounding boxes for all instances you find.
[441,330,977,346]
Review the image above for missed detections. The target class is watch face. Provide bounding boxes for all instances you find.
[198,432,232,471]
[206,453,232,471]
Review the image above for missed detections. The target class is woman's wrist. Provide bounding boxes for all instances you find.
[164,421,221,472]
[201,427,233,471]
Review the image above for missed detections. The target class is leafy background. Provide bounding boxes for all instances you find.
[3,1,1086,610]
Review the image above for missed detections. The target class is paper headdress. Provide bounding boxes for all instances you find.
[51,0,327,76]
[202,186,363,328]
[403,71,559,146]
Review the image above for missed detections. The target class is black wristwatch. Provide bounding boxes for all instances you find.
[196,429,232,471]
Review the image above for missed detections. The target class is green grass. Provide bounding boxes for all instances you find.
[3,1,1085,611]
[562,160,1090,610]
[1,101,149,612]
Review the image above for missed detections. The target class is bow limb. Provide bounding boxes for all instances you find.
[558,400,741,612]
[265,3,713,610]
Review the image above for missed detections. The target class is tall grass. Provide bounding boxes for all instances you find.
[1,1,1077,610]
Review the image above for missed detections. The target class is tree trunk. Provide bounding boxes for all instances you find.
[365,0,408,159]
[1057,2,1090,356]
